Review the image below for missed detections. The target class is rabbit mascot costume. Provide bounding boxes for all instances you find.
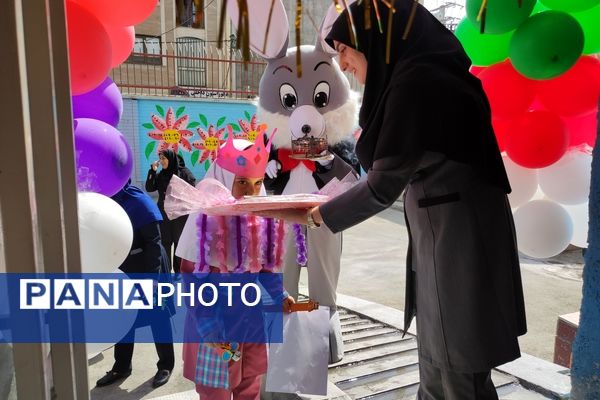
[227,0,360,365]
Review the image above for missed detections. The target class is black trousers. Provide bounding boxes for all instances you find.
[112,317,175,373]
[417,358,499,400]
[159,215,187,273]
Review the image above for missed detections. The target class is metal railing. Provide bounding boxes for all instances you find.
[110,42,266,100]
[110,42,364,99]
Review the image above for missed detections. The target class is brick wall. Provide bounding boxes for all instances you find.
[554,312,579,368]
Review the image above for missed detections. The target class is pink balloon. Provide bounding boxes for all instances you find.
[505,110,569,168]
[75,0,158,27]
[564,110,598,148]
[104,25,135,68]
[479,60,537,119]
[67,0,112,95]
[537,56,600,117]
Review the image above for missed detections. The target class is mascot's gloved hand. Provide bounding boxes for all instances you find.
[316,152,334,168]
[266,159,281,179]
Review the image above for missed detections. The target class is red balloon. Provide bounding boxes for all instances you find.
[505,110,569,168]
[492,118,512,152]
[537,56,600,117]
[104,25,135,68]
[528,97,547,111]
[67,0,112,95]
[470,65,486,76]
[479,60,537,119]
[74,0,158,27]
[564,109,598,148]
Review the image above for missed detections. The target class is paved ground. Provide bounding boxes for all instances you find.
[88,207,583,398]
[325,207,584,362]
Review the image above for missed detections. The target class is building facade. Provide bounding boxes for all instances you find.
[111,0,265,99]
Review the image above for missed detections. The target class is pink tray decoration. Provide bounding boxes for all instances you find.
[164,172,357,219]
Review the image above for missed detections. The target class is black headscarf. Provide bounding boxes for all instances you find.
[160,149,179,179]
[327,0,471,128]
[326,0,511,193]
[177,153,186,168]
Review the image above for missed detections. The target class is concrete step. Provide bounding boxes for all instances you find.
[147,293,560,400]
[329,339,418,368]
[329,351,420,386]
[344,375,532,400]
[340,322,384,334]
[343,327,398,342]
[331,294,560,400]
[344,332,412,353]
[342,368,420,399]
[498,384,559,400]
[339,314,357,322]
[339,318,371,328]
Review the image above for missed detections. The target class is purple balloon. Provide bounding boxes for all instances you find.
[72,77,123,128]
[74,118,133,196]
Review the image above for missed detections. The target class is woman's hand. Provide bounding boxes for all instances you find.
[151,160,160,171]
[254,207,323,226]
[282,296,295,313]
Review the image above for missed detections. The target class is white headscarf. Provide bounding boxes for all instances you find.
[175,139,266,263]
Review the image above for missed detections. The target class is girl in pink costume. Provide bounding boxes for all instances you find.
[176,134,294,399]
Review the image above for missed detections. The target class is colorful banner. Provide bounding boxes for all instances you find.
[137,99,258,180]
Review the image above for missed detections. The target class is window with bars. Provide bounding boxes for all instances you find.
[176,37,207,87]
[127,35,162,65]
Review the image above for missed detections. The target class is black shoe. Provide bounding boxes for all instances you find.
[96,369,132,387]
[152,369,171,388]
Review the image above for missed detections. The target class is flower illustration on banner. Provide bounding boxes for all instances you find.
[233,112,267,143]
[192,124,226,164]
[143,106,195,159]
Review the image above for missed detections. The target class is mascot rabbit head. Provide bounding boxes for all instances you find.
[227,0,359,150]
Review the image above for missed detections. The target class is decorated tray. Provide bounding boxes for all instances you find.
[288,152,335,161]
[165,174,356,219]
[207,194,329,215]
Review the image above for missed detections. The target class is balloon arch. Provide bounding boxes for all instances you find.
[457,0,600,259]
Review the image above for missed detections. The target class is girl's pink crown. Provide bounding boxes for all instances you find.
[216,126,277,178]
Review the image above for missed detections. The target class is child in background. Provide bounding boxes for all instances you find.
[175,132,294,400]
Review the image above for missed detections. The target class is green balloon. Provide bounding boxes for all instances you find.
[532,1,549,14]
[466,0,536,34]
[573,4,600,54]
[510,11,584,80]
[455,18,512,66]
[540,0,600,13]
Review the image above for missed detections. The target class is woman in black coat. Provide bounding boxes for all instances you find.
[146,149,196,274]
[261,2,527,399]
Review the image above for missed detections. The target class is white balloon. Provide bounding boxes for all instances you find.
[564,203,589,248]
[503,156,538,208]
[513,200,573,259]
[538,150,592,205]
[78,192,133,273]
[86,270,138,359]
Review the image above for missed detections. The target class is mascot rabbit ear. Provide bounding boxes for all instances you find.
[316,0,358,55]
[227,0,289,60]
